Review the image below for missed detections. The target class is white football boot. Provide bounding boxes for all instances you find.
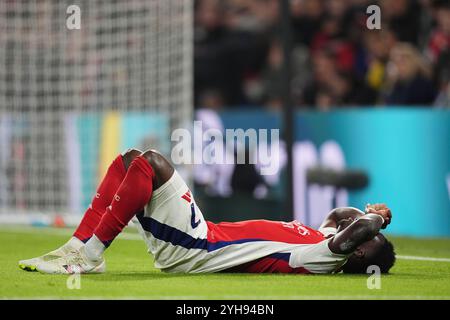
[18,237,84,272]
[36,246,105,274]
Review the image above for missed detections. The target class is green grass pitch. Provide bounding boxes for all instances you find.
[1,226,450,300]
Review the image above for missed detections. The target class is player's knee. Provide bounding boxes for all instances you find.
[121,148,142,170]
[141,149,174,184]
[141,150,167,171]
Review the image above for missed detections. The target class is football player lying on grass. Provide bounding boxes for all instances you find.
[19,149,395,274]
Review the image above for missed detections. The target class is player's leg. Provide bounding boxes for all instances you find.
[18,149,142,271]
[132,154,210,273]
[85,150,173,254]
[36,150,171,274]
[73,148,142,242]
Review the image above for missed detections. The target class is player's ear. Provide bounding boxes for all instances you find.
[354,247,365,258]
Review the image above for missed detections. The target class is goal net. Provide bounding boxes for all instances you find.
[0,0,193,225]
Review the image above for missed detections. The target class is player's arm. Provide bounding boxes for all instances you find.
[327,213,389,255]
[319,207,365,231]
[320,203,392,232]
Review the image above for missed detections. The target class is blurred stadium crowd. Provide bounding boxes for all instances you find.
[194,0,450,110]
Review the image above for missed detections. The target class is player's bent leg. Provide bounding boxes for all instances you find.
[134,151,210,273]
[36,149,159,274]
[19,149,142,272]
[73,148,142,242]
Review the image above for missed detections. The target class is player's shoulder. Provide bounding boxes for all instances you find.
[288,238,348,274]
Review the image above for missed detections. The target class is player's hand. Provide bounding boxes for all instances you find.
[365,203,392,228]
[336,217,354,233]
[365,203,388,212]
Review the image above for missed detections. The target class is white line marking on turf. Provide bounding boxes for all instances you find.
[2,227,450,263]
[396,255,450,262]
[3,295,450,300]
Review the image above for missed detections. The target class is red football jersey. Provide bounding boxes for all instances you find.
[206,220,326,273]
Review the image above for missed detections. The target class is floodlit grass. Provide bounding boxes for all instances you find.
[1,226,449,299]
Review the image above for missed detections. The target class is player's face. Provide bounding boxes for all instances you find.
[339,233,386,273]
[357,233,386,260]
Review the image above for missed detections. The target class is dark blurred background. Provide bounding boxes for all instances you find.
[192,0,450,237]
[194,0,450,110]
[0,0,448,237]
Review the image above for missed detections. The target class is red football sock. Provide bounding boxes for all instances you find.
[93,156,155,247]
[73,155,127,242]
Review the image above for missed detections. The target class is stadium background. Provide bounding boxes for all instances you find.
[0,0,449,239]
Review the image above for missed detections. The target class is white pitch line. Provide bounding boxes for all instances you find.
[396,255,450,262]
[3,295,450,300]
[2,227,450,263]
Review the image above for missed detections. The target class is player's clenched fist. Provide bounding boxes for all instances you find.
[365,203,392,228]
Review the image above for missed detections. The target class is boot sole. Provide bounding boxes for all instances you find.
[19,264,37,272]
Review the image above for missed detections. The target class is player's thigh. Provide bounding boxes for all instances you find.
[141,169,208,240]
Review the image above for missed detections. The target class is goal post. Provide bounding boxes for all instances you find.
[0,0,193,225]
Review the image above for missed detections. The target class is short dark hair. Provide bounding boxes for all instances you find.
[342,239,396,274]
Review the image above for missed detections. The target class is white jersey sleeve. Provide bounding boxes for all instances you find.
[318,226,337,238]
[288,238,350,274]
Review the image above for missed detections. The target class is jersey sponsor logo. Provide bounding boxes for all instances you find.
[190,203,201,229]
[281,221,310,236]
[181,190,191,203]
